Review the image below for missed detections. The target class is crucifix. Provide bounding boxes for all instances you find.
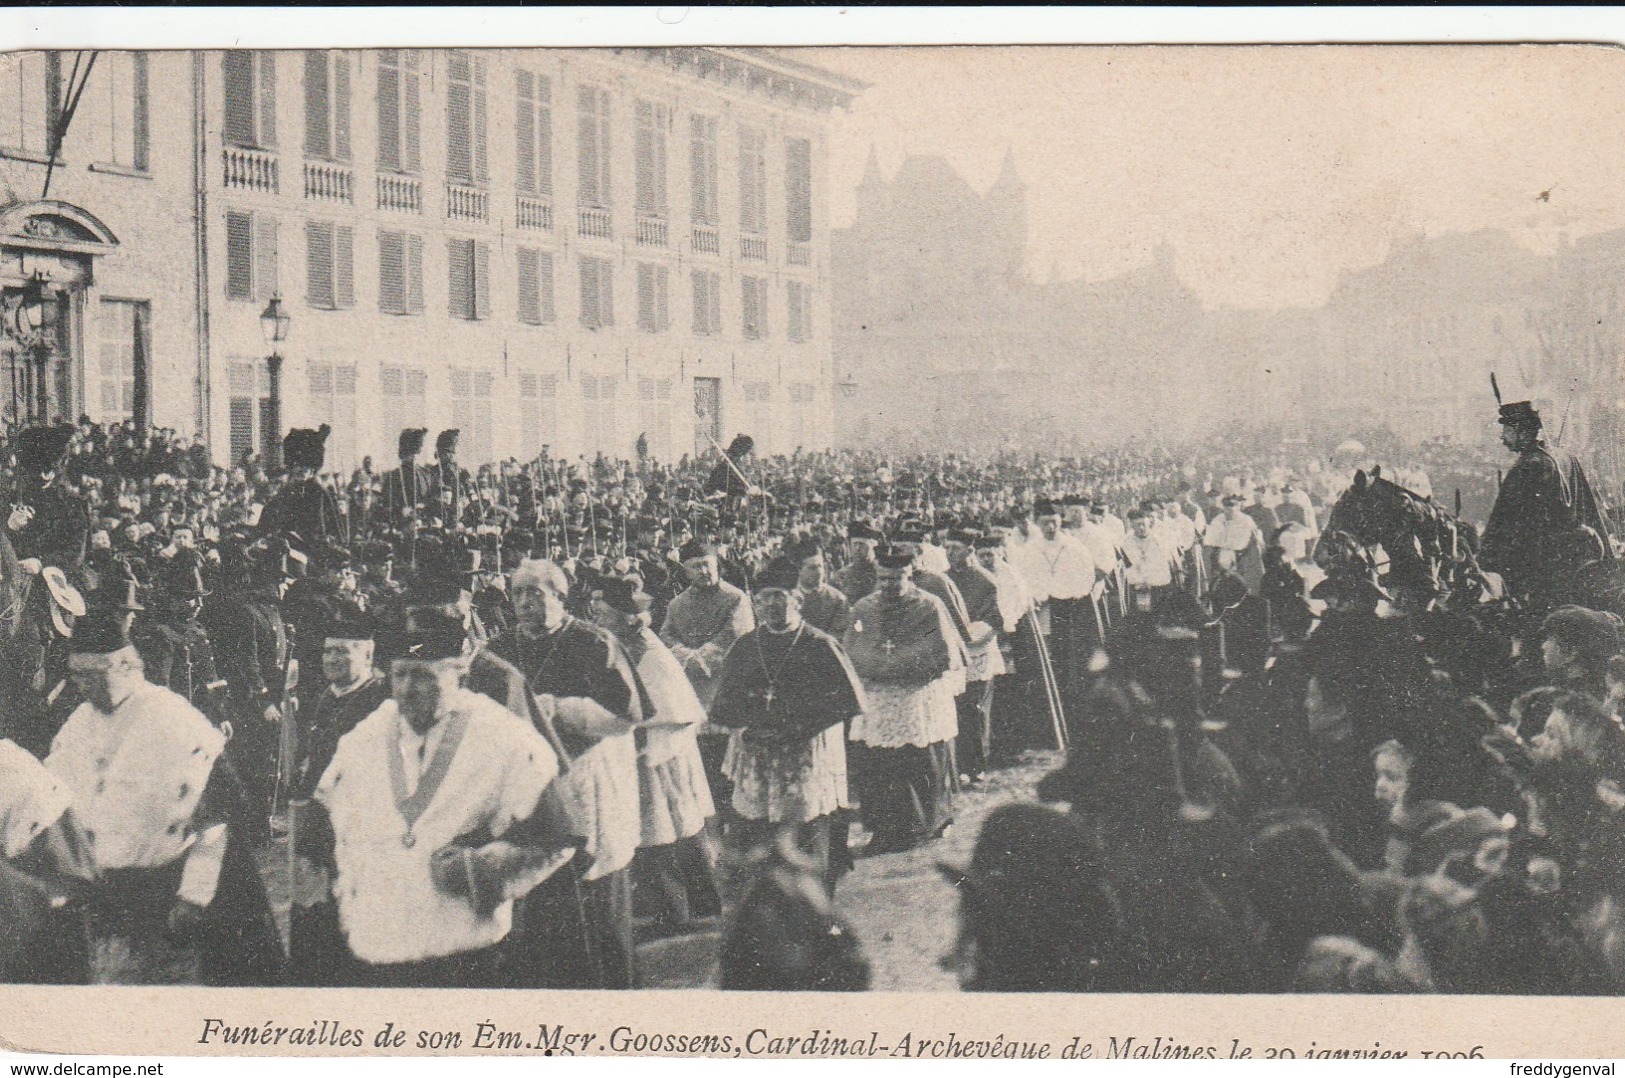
[881,639,898,656]
[762,688,776,707]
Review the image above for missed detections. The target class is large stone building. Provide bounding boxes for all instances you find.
[0,47,861,471]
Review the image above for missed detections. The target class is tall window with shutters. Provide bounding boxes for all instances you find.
[579,257,614,330]
[689,114,719,227]
[515,69,552,197]
[786,382,817,452]
[741,276,768,340]
[637,376,673,462]
[579,375,619,456]
[518,371,558,457]
[0,52,60,159]
[517,247,555,326]
[446,50,488,187]
[227,358,274,467]
[375,50,422,174]
[449,369,495,466]
[306,220,355,310]
[577,85,612,211]
[739,125,767,236]
[635,99,669,219]
[94,300,148,423]
[224,209,279,303]
[223,51,277,150]
[378,229,424,315]
[786,136,813,245]
[636,263,669,333]
[303,51,352,163]
[786,280,812,343]
[448,237,492,321]
[691,270,721,336]
[307,362,358,474]
[97,52,149,172]
[379,366,429,431]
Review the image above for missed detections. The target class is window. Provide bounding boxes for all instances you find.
[577,85,612,210]
[376,50,422,174]
[786,136,812,244]
[380,366,429,434]
[95,300,148,423]
[305,221,355,310]
[448,237,492,321]
[223,51,276,149]
[742,276,768,340]
[739,125,767,236]
[637,376,673,462]
[449,369,495,467]
[579,375,619,455]
[98,52,149,171]
[579,257,614,329]
[227,358,273,466]
[786,382,816,452]
[0,52,60,159]
[307,362,358,474]
[446,49,488,186]
[517,247,555,325]
[225,209,278,302]
[518,371,558,458]
[689,114,719,226]
[787,280,812,343]
[378,229,424,315]
[636,263,669,333]
[303,51,351,163]
[691,270,721,336]
[515,69,552,197]
[635,99,669,218]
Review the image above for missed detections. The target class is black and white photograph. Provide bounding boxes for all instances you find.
[4,9,1625,1058]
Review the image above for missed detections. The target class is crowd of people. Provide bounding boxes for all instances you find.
[2,398,1624,994]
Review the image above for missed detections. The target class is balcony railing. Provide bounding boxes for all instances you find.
[740,235,768,262]
[516,194,553,232]
[303,161,353,204]
[691,224,720,256]
[377,174,422,214]
[635,215,668,248]
[222,145,278,194]
[446,182,489,223]
[788,241,811,266]
[578,207,613,240]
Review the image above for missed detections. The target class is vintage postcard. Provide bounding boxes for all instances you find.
[3,7,1625,1060]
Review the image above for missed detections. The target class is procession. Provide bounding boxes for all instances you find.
[5,43,1625,1000]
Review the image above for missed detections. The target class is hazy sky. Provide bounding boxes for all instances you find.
[803,45,1625,309]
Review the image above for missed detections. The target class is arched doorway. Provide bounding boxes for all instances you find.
[0,200,120,431]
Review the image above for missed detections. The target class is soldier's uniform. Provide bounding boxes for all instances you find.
[208,550,290,824]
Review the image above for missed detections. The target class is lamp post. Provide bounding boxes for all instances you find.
[9,271,56,426]
[259,294,290,471]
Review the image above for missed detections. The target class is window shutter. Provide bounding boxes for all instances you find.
[223,52,255,146]
[577,87,599,207]
[515,70,535,195]
[376,53,400,172]
[635,101,654,215]
[447,61,472,184]
[538,252,555,323]
[226,211,253,300]
[257,52,277,147]
[474,240,491,321]
[599,261,613,327]
[448,237,471,318]
[407,233,424,313]
[708,273,720,336]
[653,106,668,215]
[580,259,600,329]
[637,263,653,331]
[334,53,351,161]
[403,51,421,173]
[132,53,149,171]
[304,51,329,159]
[472,54,488,184]
[335,225,355,309]
[787,281,802,342]
[657,266,669,331]
[787,137,812,244]
[596,92,612,210]
[691,271,705,334]
[517,247,539,324]
[307,220,334,309]
[254,216,279,302]
[379,229,405,314]
[536,76,553,198]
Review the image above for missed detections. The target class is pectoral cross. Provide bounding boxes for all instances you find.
[762,688,776,707]
[881,639,897,656]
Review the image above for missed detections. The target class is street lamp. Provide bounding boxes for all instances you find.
[10,271,58,424]
[259,295,290,470]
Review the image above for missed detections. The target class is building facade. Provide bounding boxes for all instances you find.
[0,47,860,472]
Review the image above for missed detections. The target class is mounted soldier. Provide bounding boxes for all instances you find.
[1480,395,1615,608]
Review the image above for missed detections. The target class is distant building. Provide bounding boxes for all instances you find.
[0,47,862,470]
